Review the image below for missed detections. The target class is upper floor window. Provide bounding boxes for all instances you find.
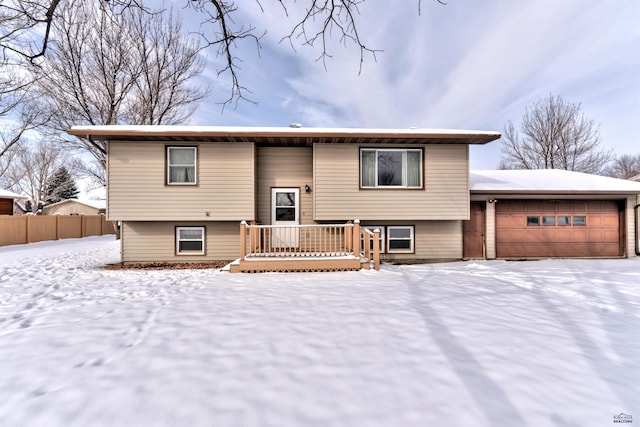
[167,146,197,185]
[360,148,422,188]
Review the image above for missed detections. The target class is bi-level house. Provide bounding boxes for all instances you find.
[68,126,500,271]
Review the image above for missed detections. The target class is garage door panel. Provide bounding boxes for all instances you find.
[496,200,622,258]
[571,201,588,212]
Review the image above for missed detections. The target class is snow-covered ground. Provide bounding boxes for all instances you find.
[0,236,638,427]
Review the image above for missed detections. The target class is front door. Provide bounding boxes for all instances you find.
[271,188,300,248]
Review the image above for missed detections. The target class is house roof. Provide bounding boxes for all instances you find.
[44,198,106,210]
[67,125,501,146]
[470,169,640,195]
[0,189,28,200]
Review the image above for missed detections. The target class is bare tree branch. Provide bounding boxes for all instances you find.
[2,0,446,107]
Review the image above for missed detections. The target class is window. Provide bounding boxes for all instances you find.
[167,146,197,184]
[557,216,570,226]
[176,226,205,255]
[573,216,586,226]
[362,225,386,254]
[527,216,540,226]
[360,149,422,188]
[387,226,414,253]
[543,216,555,226]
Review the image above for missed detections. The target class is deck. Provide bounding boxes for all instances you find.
[229,221,380,273]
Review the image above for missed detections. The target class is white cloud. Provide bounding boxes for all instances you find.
[185,0,639,166]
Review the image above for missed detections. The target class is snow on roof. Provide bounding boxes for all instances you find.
[68,124,500,137]
[45,198,106,210]
[0,189,28,199]
[67,125,501,145]
[470,169,640,194]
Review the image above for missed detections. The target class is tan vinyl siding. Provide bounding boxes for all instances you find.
[256,146,313,225]
[314,143,469,221]
[121,221,239,262]
[108,141,255,221]
[363,220,463,262]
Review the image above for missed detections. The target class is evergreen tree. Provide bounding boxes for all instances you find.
[45,166,79,204]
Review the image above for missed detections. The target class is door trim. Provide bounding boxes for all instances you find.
[271,188,300,225]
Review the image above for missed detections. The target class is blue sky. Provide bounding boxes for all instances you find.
[189,1,639,169]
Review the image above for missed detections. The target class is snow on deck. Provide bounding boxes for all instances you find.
[1,236,638,426]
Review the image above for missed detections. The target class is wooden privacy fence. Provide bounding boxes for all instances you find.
[0,215,115,247]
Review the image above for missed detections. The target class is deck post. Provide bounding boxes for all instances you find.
[353,219,361,256]
[373,229,381,271]
[240,221,247,259]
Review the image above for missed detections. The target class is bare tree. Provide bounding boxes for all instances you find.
[126,7,208,125]
[604,154,640,179]
[2,141,82,212]
[0,68,50,183]
[32,1,207,180]
[1,0,444,106]
[500,95,612,174]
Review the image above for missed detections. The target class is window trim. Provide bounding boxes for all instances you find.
[175,226,206,255]
[166,146,198,185]
[362,225,386,254]
[359,148,424,189]
[386,225,415,254]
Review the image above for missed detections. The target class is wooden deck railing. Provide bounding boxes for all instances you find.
[360,226,381,271]
[238,220,380,271]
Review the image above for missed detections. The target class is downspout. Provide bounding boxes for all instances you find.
[635,204,640,256]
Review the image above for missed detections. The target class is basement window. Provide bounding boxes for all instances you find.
[176,226,205,255]
[387,225,415,253]
[362,225,386,254]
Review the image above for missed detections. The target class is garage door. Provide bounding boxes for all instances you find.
[496,200,623,258]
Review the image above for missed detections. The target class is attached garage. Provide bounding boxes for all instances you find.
[495,199,623,257]
[468,170,640,259]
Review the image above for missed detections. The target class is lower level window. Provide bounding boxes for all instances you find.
[362,225,386,254]
[176,226,205,255]
[387,225,415,253]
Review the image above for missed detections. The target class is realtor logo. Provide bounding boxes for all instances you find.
[614,413,632,423]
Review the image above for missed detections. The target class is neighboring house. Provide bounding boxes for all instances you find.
[0,189,28,216]
[629,173,640,182]
[43,199,106,216]
[67,125,501,270]
[468,169,640,259]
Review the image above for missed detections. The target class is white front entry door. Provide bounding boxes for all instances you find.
[271,188,300,248]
